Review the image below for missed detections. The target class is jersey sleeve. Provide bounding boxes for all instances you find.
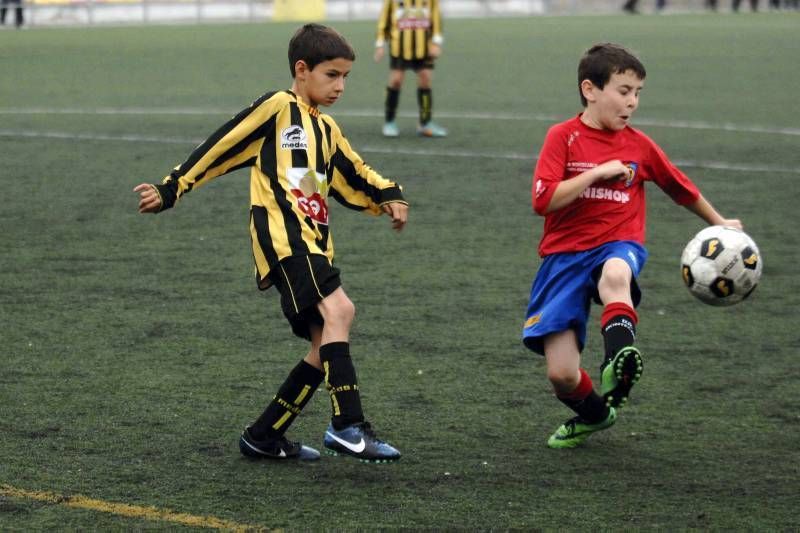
[155,94,279,210]
[532,125,568,216]
[327,121,406,215]
[376,0,392,44]
[643,135,700,206]
[430,0,443,44]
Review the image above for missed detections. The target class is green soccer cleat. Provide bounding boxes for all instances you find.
[601,346,644,408]
[547,408,617,449]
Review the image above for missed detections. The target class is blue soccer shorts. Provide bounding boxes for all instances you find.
[522,241,648,356]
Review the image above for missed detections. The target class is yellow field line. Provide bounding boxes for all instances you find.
[0,484,270,531]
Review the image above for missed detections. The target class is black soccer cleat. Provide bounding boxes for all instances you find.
[239,427,320,461]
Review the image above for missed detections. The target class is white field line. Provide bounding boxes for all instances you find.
[2,106,800,137]
[1,128,797,175]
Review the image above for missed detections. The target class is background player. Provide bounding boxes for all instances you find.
[134,24,408,463]
[374,0,447,137]
[522,43,742,449]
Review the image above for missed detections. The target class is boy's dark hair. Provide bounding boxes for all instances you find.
[288,23,356,77]
[578,43,646,107]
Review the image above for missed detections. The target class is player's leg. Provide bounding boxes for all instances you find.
[524,251,615,448]
[597,258,643,408]
[382,67,404,137]
[415,67,447,137]
[315,287,361,427]
[622,0,639,13]
[317,287,401,462]
[239,255,340,461]
[240,329,325,461]
[544,330,616,449]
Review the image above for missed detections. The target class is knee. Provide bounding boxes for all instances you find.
[388,72,404,89]
[547,367,580,393]
[339,297,356,324]
[319,294,355,327]
[417,70,432,88]
[599,263,632,294]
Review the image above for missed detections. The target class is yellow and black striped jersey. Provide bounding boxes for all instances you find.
[376,0,443,61]
[157,90,406,289]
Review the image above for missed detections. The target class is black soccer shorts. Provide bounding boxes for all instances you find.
[268,254,342,341]
[390,56,435,71]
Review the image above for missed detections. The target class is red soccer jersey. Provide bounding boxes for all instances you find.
[532,114,700,257]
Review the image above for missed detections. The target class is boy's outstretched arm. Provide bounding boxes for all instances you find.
[381,201,408,232]
[327,122,407,221]
[685,194,742,229]
[538,159,630,214]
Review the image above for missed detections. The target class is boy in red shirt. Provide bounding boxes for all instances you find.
[523,43,742,449]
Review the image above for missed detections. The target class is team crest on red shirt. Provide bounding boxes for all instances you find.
[623,162,639,188]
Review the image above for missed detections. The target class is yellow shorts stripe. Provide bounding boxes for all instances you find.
[279,263,299,313]
[305,255,324,299]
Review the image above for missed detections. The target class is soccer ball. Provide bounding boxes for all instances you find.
[680,226,762,306]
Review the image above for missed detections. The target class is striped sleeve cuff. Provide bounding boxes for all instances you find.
[378,185,406,205]
[154,180,179,212]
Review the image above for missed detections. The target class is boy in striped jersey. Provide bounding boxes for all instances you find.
[134,24,407,463]
[374,0,447,137]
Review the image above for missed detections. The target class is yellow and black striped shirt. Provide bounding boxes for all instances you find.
[376,0,443,61]
[157,90,406,289]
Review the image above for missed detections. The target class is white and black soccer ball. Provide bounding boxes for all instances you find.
[680,226,762,306]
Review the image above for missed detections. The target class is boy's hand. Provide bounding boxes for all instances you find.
[594,160,632,183]
[428,43,441,59]
[382,202,408,232]
[719,218,743,230]
[374,46,385,62]
[133,183,163,213]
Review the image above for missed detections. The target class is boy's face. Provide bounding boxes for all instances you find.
[294,58,353,107]
[581,69,644,131]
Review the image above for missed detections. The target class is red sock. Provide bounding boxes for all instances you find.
[557,368,594,401]
[601,302,638,364]
[600,301,638,329]
[556,369,608,422]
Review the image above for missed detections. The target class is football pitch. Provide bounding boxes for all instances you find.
[1,13,799,530]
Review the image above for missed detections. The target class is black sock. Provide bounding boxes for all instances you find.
[417,88,432,124]
[249,360,324,440]
[319,342,365,430]
[556,369,609,423]
[558,390,610,424]
[602,315,636,366]
[385,87,400,122]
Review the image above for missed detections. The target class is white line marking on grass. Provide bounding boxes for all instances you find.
[2,107,800,137]
[1,129,798,175]
[0,129,191,144]
[0,484,268,531]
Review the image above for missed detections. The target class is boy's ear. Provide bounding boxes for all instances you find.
[294,59,310,79]
[580,79,597,103]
